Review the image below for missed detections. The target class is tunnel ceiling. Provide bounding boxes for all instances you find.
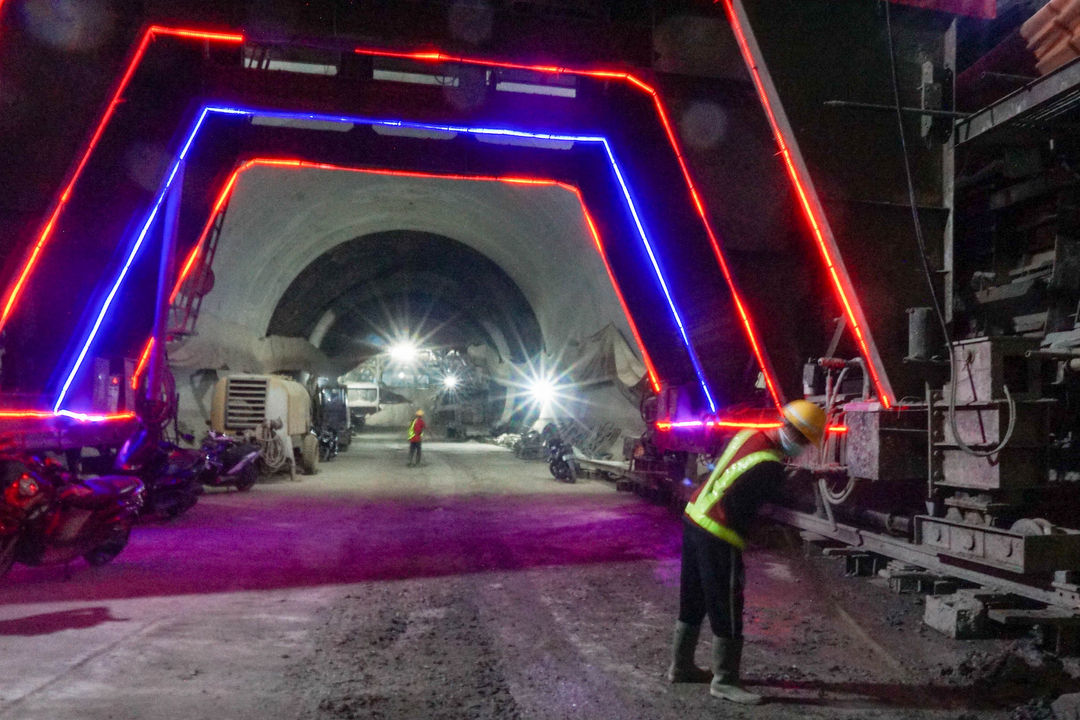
[198,164,639,368]
[268,230,542,363]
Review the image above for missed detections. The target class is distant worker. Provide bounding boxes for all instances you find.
[667,400,825,705]
[407,409,426,467]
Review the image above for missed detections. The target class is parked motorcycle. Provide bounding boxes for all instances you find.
[0,455,144,579]
[547,437,578,483]
[199,431,260,492]
[317,428,339,463]
[116,428,203,518]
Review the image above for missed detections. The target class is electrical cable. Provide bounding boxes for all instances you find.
[883,1,1014,458]
[819,475,857,505]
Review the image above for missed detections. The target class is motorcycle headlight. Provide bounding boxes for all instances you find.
[16,473,39,497]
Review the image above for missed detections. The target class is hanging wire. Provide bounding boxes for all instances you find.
[883,1,1014,457]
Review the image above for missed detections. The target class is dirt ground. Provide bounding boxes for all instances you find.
[0,431,1077,719]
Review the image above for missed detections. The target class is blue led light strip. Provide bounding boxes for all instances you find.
[601,141,717,412]
[54,105,717,412]
[54,107,211,411]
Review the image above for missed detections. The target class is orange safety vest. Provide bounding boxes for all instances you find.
[683,429,782,549]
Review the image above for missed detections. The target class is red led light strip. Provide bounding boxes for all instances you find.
[0,410,135,421]
[714,0,892,409]
[133,158,663,393]
[2,25,781,412]
[130,338,155,391]
[352,45,784,410]
[654,419,847,433]
[0,26,244,335]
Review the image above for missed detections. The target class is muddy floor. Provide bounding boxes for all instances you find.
[0,432,1077,719]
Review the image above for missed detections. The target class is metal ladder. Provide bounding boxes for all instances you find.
[167,201,231,340]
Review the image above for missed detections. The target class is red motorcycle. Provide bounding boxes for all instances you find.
[0,455,144,579]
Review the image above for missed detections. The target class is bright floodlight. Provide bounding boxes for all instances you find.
[529,377,556,405]
[443,374,459,390]
[388,340,418,364]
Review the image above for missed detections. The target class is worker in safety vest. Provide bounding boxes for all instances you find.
[667,399,825,705]
[407,409,426,467]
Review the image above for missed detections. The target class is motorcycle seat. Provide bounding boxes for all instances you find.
[62,476,142,509]
[164,448,203,475]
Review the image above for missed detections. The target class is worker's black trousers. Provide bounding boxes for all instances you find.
[679,519,744,639]
[408,441,422,466]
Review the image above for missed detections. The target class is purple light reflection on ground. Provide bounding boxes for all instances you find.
[0,488,680,605]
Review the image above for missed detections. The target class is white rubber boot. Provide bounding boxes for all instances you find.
[709,636,762,705]
[666,622,712,683]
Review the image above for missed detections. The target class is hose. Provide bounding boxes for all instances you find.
[825,366,850,420]
[883,1,1014,458]
[257,422,287,472]
[818,475,857,506]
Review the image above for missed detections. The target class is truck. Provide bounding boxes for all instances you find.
[344,381,380,431]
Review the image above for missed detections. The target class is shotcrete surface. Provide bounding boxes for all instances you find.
[0,432,1070,719]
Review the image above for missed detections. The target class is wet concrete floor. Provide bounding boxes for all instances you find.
[0,432,1072,719]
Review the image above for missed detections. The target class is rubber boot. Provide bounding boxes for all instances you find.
[709,636,762,705]
[666,622,712,683]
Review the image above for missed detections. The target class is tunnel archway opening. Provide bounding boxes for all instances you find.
[267,230,543,365]
[159,160,655,441]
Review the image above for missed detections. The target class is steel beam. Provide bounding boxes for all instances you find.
[956,57,1080,144]
[761,503,1080,610]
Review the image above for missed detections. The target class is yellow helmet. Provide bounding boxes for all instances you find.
[415,409,425,417]
[781,400,825,448]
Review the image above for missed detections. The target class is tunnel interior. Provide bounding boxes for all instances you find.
[0,25,850,427]
[268,230,543,364]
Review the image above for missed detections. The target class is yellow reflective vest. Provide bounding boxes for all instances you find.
[684,429,783,549]
[408,418,425,442]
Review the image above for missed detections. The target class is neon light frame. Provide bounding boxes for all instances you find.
[53,105,715,412]
[352,45,787,410]
[715,0,894,409]
[129,158,663,395]
[654,419,847,433]
[0,25,789,420]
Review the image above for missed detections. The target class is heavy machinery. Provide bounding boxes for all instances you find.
[642,0,1080,618]
[210,374,319,477]
[344,382,381,432]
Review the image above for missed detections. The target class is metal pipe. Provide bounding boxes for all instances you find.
[926,381,934,505]
[1025,350,1080,360]
[824,100,970,118]
[147,160,185,402]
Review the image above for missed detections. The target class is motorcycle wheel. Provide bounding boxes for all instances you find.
[165,492,198,518]
[84,525,130,567]
[233,464,257,492]
[549,458,571,481]
[0,534,17,578]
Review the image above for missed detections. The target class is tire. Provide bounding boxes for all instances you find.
[233,463,257,492]
[300,434,319,475]
[165,490,198,518]
[549,458,571,481]
[0,534,17,578]
[84,525,130,567]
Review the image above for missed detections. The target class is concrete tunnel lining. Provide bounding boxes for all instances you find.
[199,165,638,362]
